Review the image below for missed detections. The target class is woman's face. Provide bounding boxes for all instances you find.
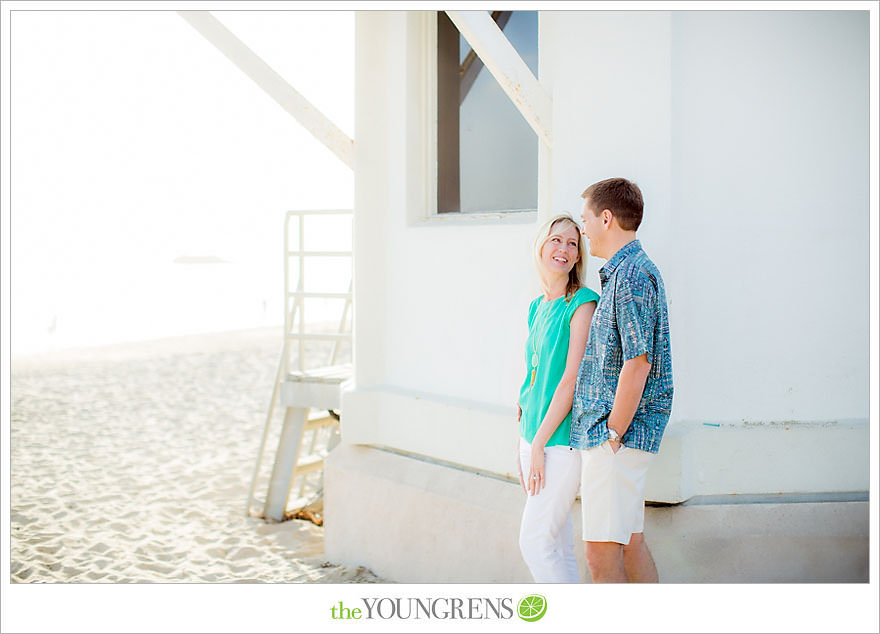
[540,222,581,275]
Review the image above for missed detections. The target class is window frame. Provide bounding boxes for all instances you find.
[421,11,540,223]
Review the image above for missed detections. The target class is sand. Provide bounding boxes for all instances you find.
[9,327,383,583]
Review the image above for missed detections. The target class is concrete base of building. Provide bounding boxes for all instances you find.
[324,444,868,583]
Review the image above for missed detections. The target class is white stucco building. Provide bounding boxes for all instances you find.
[323,9,870,582]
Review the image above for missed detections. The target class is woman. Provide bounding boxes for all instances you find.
[517,213,598,583]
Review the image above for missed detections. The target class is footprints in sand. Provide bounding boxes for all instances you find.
[11,331,382,584]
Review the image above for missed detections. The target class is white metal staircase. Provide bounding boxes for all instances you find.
[246,209,353,521]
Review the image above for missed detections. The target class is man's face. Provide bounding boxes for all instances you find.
[580,198,603,258]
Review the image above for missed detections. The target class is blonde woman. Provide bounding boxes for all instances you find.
[517,214,598,583]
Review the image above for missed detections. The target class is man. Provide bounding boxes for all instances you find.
[570,177,674,583]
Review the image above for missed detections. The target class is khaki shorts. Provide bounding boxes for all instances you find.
[579,440,655,545]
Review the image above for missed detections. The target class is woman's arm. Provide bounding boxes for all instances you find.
[527,301,595,494]
[516,402,526,492]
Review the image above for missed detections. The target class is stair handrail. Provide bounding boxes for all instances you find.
[246,209,352,517]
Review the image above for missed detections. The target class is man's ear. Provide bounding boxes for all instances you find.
[601,209,613,229]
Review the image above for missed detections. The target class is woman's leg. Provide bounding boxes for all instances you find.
[519,439,582,583]
[556,510,580,582]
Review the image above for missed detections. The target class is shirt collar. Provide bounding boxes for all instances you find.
[599,239,642,286]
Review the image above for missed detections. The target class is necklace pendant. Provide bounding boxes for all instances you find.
[531,353,538,367]
[530,368,536,387]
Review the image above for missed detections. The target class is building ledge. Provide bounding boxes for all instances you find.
[341,385,870,503]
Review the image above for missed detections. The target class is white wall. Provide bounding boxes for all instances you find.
[544,10,674,318]
[345,10,870,497]
[668,11,869,423]
[547,10,869,425]
[353,12,538,406]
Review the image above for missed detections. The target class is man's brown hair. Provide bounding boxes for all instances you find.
[581,178,644,232]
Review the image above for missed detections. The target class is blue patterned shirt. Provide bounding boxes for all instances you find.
[570,240,673,453]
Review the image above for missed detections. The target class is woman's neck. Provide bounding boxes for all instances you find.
[541,275,568,301]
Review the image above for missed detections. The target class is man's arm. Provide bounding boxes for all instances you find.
[607,353,651,451]
[608,272,658,451]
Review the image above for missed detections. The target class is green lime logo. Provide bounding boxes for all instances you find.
[517,594,547,622]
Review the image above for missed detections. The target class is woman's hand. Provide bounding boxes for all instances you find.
[528,444,546,496]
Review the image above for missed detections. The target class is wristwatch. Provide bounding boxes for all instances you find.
[607,426,623,444]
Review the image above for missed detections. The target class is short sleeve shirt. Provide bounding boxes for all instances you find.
[570,240,674,453]
[519,286,600,447]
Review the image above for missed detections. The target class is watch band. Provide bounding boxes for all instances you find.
[607,426,622,443]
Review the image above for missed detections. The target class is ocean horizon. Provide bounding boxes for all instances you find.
[12,259,285,359]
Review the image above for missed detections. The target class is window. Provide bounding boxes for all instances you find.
[436,11,539,214]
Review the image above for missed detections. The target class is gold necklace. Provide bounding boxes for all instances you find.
[529,298,554,389]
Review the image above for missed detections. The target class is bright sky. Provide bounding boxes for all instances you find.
[8,9,354,355]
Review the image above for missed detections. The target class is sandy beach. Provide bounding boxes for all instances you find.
[10,327,383,583]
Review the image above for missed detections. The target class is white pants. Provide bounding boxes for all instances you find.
[518,437,582,583]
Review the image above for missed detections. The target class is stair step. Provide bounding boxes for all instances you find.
[293,455,324,475]
[304,416,339,431]
[286,363,353,383]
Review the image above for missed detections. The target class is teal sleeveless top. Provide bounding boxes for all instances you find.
[518,286,600,447]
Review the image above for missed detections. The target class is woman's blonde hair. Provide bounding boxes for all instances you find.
[533,213,588,300]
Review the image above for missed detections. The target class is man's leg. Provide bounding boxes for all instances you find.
[580,443,626,583]
[584,541,626,583]
[581,444,657,583]
[622,532,658,582]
